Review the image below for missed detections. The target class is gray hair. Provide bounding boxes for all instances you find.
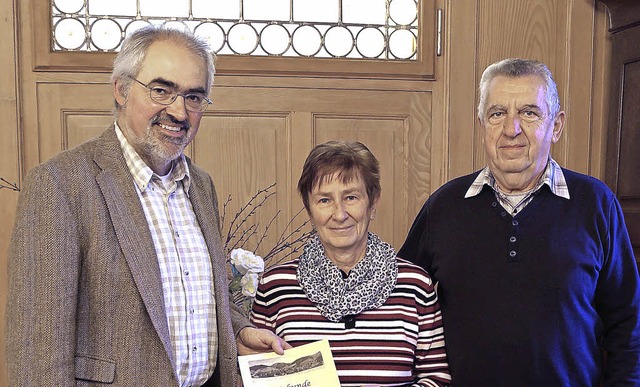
[110,25,215,112]
[477,58,560,124]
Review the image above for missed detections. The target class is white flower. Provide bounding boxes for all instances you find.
[241,272,259,297]
[230,248,265,275]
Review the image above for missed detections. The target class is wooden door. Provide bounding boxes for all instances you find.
[34,78,439,263]
[601,0,640,262]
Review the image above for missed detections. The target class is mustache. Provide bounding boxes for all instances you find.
[150,113,190,130]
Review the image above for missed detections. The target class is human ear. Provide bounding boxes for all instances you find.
[551,111,566,143]
[113,79,128,106]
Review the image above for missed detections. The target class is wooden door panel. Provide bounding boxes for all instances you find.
[33,82,434,259]
[209,86,434,250]
[601,0,640,261]
[37,83,113,162]
[617,58,640,258]
[619,59,640,198]
[193,113,296,262]
[65,113,116,149]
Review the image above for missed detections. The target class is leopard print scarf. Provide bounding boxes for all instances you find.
[297,232,398,322]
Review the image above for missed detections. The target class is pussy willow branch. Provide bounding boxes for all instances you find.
[221,183,312,265]
[228,191,274,242]
[254,209,281,253]
[222,183,276,252]
[0,177,20,191]
[262,208,313,263]
[221,183,276,232]
[227,223,259,256]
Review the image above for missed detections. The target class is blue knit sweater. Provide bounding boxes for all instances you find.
[399,168,640,386]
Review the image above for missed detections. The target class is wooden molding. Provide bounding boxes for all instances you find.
[599,0,640,32]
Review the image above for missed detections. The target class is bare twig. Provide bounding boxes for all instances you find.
[254,210,281,253]
[228,191,274,242]
[224,183,313,315]
[220,194,233,232]
[0,177,20,191]
[262,208,312,263]
[222,183,312,266]
[223,183,275,252]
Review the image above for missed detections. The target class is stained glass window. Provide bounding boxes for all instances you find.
[51,0,419,60]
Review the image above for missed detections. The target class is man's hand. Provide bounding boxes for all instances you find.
[236,327,292,356]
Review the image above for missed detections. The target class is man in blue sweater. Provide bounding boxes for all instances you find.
[399,58,640,385]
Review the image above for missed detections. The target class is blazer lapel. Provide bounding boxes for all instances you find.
[93,127,175,368]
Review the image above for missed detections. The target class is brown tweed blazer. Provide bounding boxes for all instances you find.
[5,127,246,386]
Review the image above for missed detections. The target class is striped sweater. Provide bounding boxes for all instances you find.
[250,257,451,386]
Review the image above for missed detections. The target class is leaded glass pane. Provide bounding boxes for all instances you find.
[51,0,420,60]
[390,0,417,25]
[260,24,291,55]
[325,26,354,57]
[192,0,239,19]
[91,19,122,50]
[54,18,86,50]
[245,0,290,22]
[139,0,189,18]
[293,0,338,23]
[88,0,136,16]
[343,0,386,24]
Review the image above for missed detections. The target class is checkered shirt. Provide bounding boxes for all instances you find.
[465,158,570,215]
[115,124,217,386]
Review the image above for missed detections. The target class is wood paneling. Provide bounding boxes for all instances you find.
[314,114,409,244]
[0,0,19,385]
[200,86,434,251]
[193,112,294,264]
[449,0,606,177]
[600,0,640,260]
[28,81,435,253]
[36,83,113,161]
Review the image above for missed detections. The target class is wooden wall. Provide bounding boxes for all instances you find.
[0,1,611,385]
[1,0,20,384]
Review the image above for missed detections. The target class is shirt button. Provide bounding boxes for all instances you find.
[509,236,516,243]
[492,202,498,207]
[512,220,519,226]
[184,270,189,276]
[509,250,517,258]
[192,347,197,352]
[501,211,507,217]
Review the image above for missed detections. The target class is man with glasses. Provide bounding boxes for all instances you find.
[5,25,289,386]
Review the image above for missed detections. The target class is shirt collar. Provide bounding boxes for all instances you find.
[114,123,191,194]
[464,158,570,200]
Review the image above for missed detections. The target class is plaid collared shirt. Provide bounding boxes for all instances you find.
[115,124,217,386]
[465,158,570,215]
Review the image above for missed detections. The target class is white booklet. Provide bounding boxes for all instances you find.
[238,339,341,387]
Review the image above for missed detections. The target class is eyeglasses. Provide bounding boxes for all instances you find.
[129,76,212,113]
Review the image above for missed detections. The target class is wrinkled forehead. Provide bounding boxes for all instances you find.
[486,75,548,110]
[138,41,209,89]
